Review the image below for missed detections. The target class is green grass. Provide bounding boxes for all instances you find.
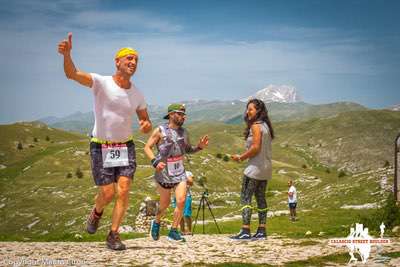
[283,253,350,267]
[0,119,398,241]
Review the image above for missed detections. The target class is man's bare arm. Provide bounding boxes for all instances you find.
[58,32,93,88]
[136,108,152,134]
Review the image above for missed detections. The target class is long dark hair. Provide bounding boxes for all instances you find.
[244,99,274,140]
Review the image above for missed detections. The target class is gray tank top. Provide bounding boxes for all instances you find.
[153,124,188,184]
[244,122,272,180]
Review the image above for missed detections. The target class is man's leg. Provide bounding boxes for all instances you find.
[106,176,131,251]
[156,184,172,223]
[87,184,115,234]
[172,181,187,229]
[167,181,187,241]
[95,184,116,213]
[110,176,131,232]
[150,184,172,241]
[180,217,185,233]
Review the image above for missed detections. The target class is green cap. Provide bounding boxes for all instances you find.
[163,103,186,119]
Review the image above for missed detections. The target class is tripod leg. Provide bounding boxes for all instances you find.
[192,196,204,235]
[202,197,205,234]
[205,198,222,234]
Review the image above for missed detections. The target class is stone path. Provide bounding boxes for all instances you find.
[1,235,399,266]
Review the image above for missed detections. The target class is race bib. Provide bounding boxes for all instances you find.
[167,155,184,176]
[101,144,129,168]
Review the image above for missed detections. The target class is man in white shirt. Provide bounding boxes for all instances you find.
[288,180,297,222]
[58,33,152,250]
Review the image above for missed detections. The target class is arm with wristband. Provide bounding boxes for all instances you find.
[144,127,166,171]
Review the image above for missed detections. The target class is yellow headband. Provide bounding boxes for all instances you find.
[115,47,138,59]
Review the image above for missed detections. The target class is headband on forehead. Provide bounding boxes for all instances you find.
[115,47,138,59]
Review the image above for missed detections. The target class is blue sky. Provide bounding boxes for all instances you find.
[0,0,399,123]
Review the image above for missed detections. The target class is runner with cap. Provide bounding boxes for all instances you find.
[58,33,152,250]
[144,104,209,242]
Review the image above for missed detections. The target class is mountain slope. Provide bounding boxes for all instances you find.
[274,109,400,172]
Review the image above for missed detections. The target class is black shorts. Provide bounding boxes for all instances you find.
[157,181,179,189]
[90,141,136,186]
[289,203,297,209]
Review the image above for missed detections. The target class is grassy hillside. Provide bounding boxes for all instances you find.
[0,116,397,241]
[273,109,400,172]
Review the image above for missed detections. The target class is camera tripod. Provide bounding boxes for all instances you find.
[192,189,222,234]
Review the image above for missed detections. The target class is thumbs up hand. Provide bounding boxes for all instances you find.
[58,32,73,56]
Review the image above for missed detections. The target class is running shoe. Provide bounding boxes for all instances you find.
[252,228,267,240]
[86,207,102,234]
[167,229,186,242]
[150,219,160,241]
[230,229,251,240]
[106,231,126,250]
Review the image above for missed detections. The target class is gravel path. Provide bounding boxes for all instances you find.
[1,235,399,266]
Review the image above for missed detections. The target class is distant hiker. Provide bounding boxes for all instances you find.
[144,104,208,242]
[231,98,274,240]
[171,170,194,235]
[288,180,297,221]
[58,33,152,250]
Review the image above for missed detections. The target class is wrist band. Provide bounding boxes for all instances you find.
[151,157,161,168]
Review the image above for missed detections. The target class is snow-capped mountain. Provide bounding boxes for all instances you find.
[243,85,301,103]
[387,104,400,111]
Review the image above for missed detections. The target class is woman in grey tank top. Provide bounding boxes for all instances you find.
[231,99,274,240]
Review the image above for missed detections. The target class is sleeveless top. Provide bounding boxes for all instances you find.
[244,122,272,180]
[153,123,189,184]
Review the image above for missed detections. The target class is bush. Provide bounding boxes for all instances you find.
[338,170,346,178]
[17,141,23,150]
[75,167,83,178]
[216,153,223,159]
[360,194,400,234]
[302,164,307,169]
[383,160,390,168]
[223,155,230,162]
[66,172,73,178]
[197,176,207,188]
[45,135,50,141]
[325,168,331,174]
[33,137,38,142]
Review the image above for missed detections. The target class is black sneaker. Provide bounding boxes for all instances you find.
[86,207,102,234]
[230,229,251,240]
[106,231,126,251]
[252,229,267,240]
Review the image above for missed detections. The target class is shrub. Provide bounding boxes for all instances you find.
[338,170,346,178]
[302,164,307,169]
[197,176,207,188]
[17,141,23,150]
[66,172,73,178]
[45,135,50,141]
[223,155,230,162]
[383,160,390,168]
[75,167,83,178]
[33,137,38,142]
[325,168,331,174]
[216,153,223,159]
[360,193,400,234]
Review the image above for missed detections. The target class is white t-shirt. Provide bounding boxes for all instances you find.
[90,73,147,142]
[288,185,297,203]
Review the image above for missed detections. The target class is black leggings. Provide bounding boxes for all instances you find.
[240,175,268,225]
